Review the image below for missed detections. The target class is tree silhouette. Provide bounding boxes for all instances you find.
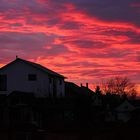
[101,76,138,98]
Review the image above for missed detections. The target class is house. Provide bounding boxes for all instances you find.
[65,82,95,97]
[0,58,65,97]
[115,100,135,122]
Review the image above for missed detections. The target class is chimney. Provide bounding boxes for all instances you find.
[86,83,88,88]
[16,55,18,59]
[80,83,83,87]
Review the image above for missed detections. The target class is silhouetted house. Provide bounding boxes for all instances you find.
[65,82,82,97]
[80,83,94,97]
[126,100,140,123]
[65,82,103,107]
[100,94,121,122]
[0,58,65,97]
[65,82,95,97]
[115,100,135,122]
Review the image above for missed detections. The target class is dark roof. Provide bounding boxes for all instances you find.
[65,82,82,97]
[80,86,95,96]
[65,82,94,97]
[0,58,65,78]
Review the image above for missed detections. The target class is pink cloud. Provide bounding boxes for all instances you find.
[0,0,140,93]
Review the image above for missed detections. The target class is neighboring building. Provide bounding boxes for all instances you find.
[65,82,83,97]
[65,82,94,97]
[115,100,135,122]
[0,58,65,97]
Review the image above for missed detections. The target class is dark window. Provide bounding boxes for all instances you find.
[0,75,7,91]
[49,78,52,84]
[53,79,57,97]
[28,74,37,81]
[59,79,62,85]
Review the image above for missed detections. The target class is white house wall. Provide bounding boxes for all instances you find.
[0,60,65,97]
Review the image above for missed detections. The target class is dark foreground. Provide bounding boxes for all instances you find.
[0,123,140,140]
[0,91,140,140]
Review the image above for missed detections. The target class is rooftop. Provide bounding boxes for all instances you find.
[0,58,66,78]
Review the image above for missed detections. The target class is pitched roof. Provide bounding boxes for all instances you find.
[0,58,65,78]
[116,100,135,112]
[65,82,82,97]
[65,81,94,97]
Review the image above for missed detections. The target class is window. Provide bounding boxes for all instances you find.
[59,79,62,85]
[28,74,37,81]
[0,75,7,91]
[49,77,52,84]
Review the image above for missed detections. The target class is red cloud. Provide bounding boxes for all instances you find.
[0,0,140,93]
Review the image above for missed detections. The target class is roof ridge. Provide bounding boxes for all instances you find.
[18,58,65,78]
[1,58,65,78]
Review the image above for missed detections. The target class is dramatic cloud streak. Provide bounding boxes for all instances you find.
[0,0,140,92]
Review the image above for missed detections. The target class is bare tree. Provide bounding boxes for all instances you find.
[101,76,138,98]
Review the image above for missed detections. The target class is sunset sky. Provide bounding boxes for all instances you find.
[0,0,140,92]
